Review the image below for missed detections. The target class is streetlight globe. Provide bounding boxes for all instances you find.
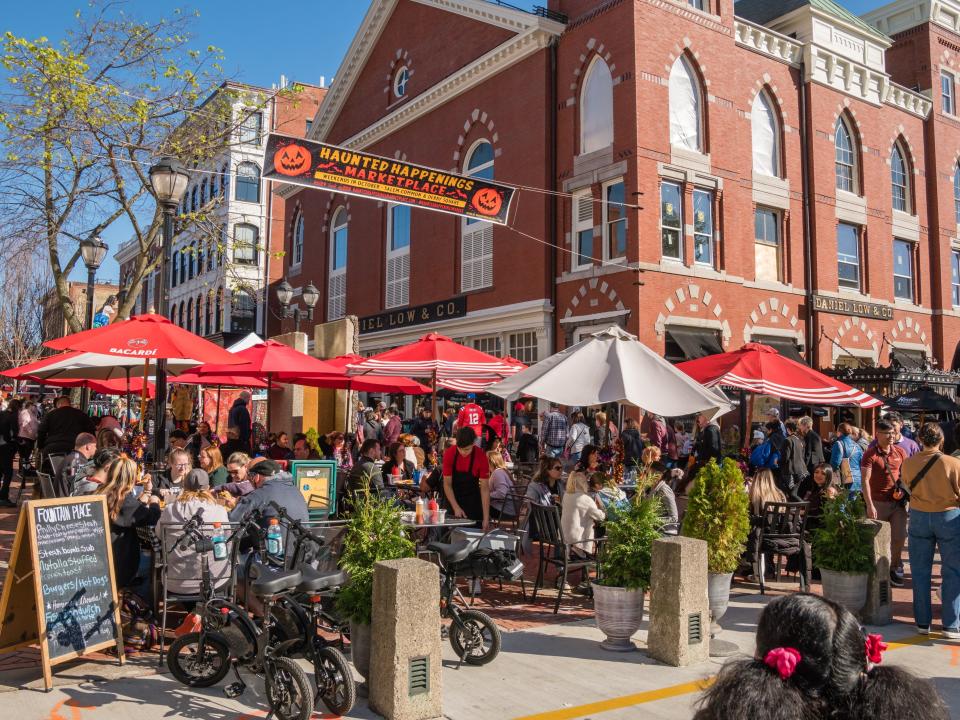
[80,235,109,271]
[276,279,294,307]
[148,156,190,206]
[302,282,320,309]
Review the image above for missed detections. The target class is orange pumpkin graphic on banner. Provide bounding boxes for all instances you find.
[471,187,503,217]
[274,144,312,176]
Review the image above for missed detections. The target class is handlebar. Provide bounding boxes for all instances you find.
[174,508,206,552]
[268,501,326,548]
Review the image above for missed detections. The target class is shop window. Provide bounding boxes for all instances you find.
[509,331,539,364]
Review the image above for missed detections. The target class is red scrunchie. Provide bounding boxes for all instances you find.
[764,647,802,680]
[865,634,887,665]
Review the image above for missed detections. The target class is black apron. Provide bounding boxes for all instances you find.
[452,447,483,528]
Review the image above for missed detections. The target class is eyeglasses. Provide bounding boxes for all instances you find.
[550,466,562,472]
[174,463,190,469]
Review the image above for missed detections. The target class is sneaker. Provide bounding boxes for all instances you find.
[889,570,905,588]
[943,627,960,640]
[916,624,930,635]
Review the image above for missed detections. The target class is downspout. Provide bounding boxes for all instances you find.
[549,37,559,354]
[799,60,817,368]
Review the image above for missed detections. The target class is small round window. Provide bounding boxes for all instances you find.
[393,66,409,99]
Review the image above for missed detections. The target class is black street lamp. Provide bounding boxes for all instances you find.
[148,156,190,462]
[79,235,108,407]
[276,279,319,332]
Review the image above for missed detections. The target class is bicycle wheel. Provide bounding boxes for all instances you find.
[166,632,232,687]
[448,609,501,665]
[265,656,314,720]
[313,645,356,716]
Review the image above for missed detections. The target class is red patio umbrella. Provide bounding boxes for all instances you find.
[35,376,156,398]
[172,372,269,388]
[284,354,431,394]
[346,333,526,418]
[677,342,881,408]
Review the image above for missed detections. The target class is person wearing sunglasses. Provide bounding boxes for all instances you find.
[526,455,564,507]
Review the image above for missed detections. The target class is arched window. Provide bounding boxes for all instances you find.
[328,207,348,321]
[200,178,208,207]
[891,142,910,213]
[171,249,180,288]
[210,171,218,199]
[180,247,188,283]
[669,56,703,152]
[235,162,261,203]
[186,298,193,332]
[221,163,229,198]
[580,57,614,155]
[751,91,780,177]
[393,66,409,99]
[195,294,202,332]
[204,292,212,335]
[234,223,259,265]
[178,301,185,328]
[461,140,495,292]
[190,185,199,213]
[188,242,196,280]
[197,242,204,275]
[835,118,857,194]
[292,210,305,266]
[230,289,257,334]
[214,289,223,333]
[954,165,960,225]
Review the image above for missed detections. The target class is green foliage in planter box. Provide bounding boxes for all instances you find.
[599,495,663,590]
[681,458,750,574]
[812,492,874,574]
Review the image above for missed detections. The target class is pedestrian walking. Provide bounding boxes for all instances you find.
[860,419,909,587]
[540,403,568,459]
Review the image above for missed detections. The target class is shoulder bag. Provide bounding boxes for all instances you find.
[838,438,853,485]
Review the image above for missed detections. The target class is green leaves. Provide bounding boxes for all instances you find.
[681,458,750,574]
[599,495,663,590]
[812,493,874,573]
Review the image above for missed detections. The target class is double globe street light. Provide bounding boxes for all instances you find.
[147,156,190,462]
[78,235,108,407]
[276,278,320,332]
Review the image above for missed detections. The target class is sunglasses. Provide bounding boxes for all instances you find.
[550,466,562,471]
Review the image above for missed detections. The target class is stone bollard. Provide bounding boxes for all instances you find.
[646,536,710,666]
[862,520,892,625]
[370,558,443,720]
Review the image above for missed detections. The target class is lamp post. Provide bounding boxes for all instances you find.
[79,235,108,408]
[276,279,320,332]
[148,156,190,463]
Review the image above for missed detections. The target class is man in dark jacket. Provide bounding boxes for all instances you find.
[691,413,723,469]
[227,391,252,450]
[58,432,98,498]
[621,417,644,477]
[0,402,18,506]
[782,419,808,496]
[343,439,384,503]
[228,458,308,536]
[37,396,96,457]
[798,415,825,475]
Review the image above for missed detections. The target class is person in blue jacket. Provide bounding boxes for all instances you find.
[829,422,863,493]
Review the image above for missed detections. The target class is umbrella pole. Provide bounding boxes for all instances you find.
[431,370,438,427]
[267,375,272,431]
[739,389,747,453]
[125,367,132,428]
[139,359,149,431]
[215,385,221,437]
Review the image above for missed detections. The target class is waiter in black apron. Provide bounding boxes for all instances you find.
[442,427,490,530]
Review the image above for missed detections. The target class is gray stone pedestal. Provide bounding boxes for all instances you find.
[863,520,892,625]
[646,537,710,666]
[370,558,443,720]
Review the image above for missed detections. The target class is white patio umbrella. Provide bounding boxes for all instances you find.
[487,326,731,418]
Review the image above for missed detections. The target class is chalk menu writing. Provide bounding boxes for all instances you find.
[33,501,118,660]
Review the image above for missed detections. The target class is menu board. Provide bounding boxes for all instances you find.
[292,460,337,518]
[0,496,123,689]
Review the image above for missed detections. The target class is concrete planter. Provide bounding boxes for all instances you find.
[820,569,869,615]
[350,621,372,682]
[707,572,736,657]
[591,583,644,651]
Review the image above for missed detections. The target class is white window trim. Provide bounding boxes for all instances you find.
[328,207,348,321]
[754,206,782,284]
[835,118,859,196]
[601,178,627,262]
[660,180,684,263]
[692,188,715,268]
[892,238,915,304]
[943,70,956,116]
[291,212,304,269]
[460,140,495,293]
[951,249,960,307]
[579,56,614,156]
[572,189,595,271]
[752,91,781,179]
[393,66,409,99]
[891,143,910,215]
[385,204,410,309]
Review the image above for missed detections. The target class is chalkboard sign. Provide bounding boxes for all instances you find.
[291,460,337,519]
[0,496,123,689]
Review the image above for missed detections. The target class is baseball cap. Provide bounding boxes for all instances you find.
[752,430,765,440]
[184,469,210,491]
[766,407,781,418]
[249,458,281,477]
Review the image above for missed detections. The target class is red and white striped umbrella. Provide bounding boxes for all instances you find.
[346,333,525,380]
[677,342,881,408]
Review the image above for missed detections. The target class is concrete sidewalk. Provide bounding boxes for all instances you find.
[6,591,959,720]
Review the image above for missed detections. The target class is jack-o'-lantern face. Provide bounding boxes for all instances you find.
[274,144,312,176]
[471,187,503,217]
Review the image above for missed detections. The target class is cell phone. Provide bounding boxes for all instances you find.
[131,484,143,498]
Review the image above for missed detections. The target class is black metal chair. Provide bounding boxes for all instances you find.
[757,501,809,594]
[36,471,56,500]
[529,504,603,614]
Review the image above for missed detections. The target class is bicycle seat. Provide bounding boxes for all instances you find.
[426,540,473,564]
[251,567,303,596]
[296,564,348,593]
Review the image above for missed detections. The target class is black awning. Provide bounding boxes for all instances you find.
[890,348,925,370]
[753,335,804,363]
[667,326,723,361]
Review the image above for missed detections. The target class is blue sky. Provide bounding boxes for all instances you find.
[2,0,874,283]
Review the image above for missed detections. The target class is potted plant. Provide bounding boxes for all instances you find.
[680,458,750,654]
[812,492,874,614]
[592,495,663,651]
[336,480,415,685]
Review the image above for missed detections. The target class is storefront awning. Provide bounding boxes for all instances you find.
[753,335,804,364]
[666,326,723,362]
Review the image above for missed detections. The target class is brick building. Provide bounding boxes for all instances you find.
[272,0,960,402]
[42,281,120,343]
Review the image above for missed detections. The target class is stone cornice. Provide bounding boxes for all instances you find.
[734,19,804,66]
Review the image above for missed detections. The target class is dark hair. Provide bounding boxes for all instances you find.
[875,420,894,433]
[359,438,380,456]
[387,441,404,461]
[575,444,600,471]
[92,447,121,470]
[784,419,798,434]
[694,593,948,720]
[169,429,188,440]
[812,463,834,489]
[881,411,903,425]
[765,420,781,432]
[455,426,476,448]
[918,422,944,448]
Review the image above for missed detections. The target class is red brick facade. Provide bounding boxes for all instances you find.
[273,0,960,376]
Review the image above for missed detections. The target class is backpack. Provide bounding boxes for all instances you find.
[750,440,780,470]
[118,591,159,654]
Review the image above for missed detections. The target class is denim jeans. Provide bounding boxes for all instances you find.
[544,445,564,459]
[908,508,960,629]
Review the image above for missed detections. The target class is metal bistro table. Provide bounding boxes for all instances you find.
[402,517,476,555]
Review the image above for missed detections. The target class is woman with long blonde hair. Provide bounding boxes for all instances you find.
[748,468,786,516]
[98,456,160,588]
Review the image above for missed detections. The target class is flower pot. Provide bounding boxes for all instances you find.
[349,621,372,682]
[819,568,869,615]
[591,583,644,652]
[707,572,737,657]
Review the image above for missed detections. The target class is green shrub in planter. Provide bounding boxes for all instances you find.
[680,458,750,574]
[812,493,873,574]
[598,495,663,590]
[336,480,415,625]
